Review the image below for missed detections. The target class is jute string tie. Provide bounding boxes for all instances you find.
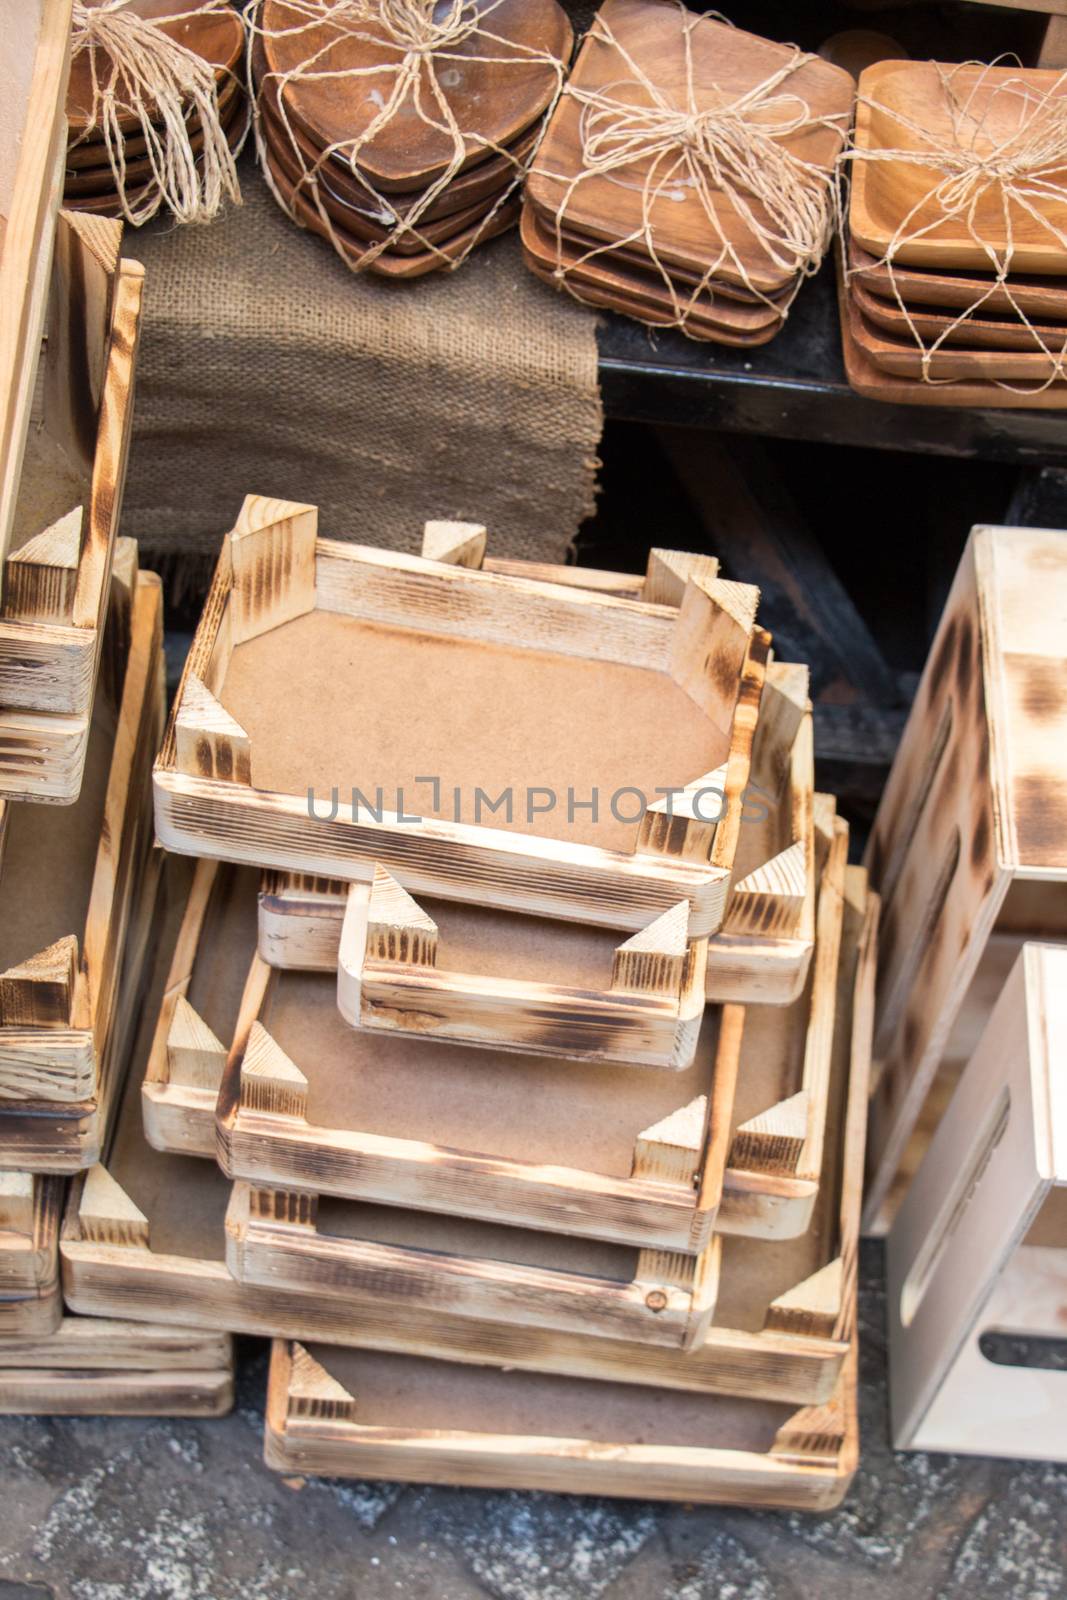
[70,0,243,225]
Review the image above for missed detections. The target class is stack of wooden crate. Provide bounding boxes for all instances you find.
[54,495,877,1508]
[0,1,234,1419]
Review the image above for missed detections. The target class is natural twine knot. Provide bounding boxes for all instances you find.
[355,0,482,54]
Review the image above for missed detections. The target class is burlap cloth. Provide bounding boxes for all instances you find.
[121,155,602,597]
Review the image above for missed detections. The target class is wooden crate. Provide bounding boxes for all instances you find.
[153,495,784,936]
[0,557,165,1170]
[0,1316,234,1416]
[253,666,812,1052]
[864,525,1067,1229]
[888,942,1067,1459]
[263,1338,858,1510]
[142,816,854,1248]
[0,1172,62,1337]
[0,0,71,578]
[0,216,145,797]
[65,863,873,1410]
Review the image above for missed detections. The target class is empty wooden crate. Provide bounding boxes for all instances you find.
[0,1318,234,1417]
[0,551,164,1170]
[888,942,1067,1459]
[0,1172,62,1336]
[154,495,776,934]
[865,524,1067,1226]
[1,212,145,798]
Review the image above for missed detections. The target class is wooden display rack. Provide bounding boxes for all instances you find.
[0,0,72,580]
[0,1173,62,1337]
[142,815,856,1247]
[153,495,781,936]
[0,1317,234,1417]
[888,942,1067,1458]
[864,525,1067,1228]
[0,553,165,1170]
[264,1338,857,1509]
[64,858,873,1410]
[0,213,145,799]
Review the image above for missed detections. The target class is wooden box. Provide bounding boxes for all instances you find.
[888,942,1067,1459]
[0,1172,62,1336]
[1,213,145,797]
[142,810,858,1248]
[0,0,71,575]
[0,1317,234,1417]
[153,495,780,936]
[0,554,165,1170]
[865,525,1067,1227]
[252,662,813,1060]
[264,1340,858,1510]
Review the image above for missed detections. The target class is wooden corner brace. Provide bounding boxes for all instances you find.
[638,765,729,863]
[2,506,83,622]
[764,1257,844,1340]
[632,1096,707,1185]
[174,675,252,785]
[669,575,760,740]
[240,1023,308,1119]
[167,994,227,1092]
[642,549,720,607]
[287,1342,358,1422]
[724,839,808,938]
[0,934,78,1029]
[729,1089,809,1176]
[610,902,689,999]
[78,1165,150,1248]
[229,494,318,645]
[421,520,488,569]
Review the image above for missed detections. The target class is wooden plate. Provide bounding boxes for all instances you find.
[848,289,1067,379]
[261,0,571,194]
[253,32,537,229]
[65,96,247,216]
[527,0,853,295]
[67,0,245,134]
[521,205,784,339]
[851,60,1067,273]
[847,236,1067,318]
[838,251,1067,406]
[264,141,520,277]
[66,71,242,173]
[850,273,1067,351]
[552,215,799,304]
[262,120,506,254]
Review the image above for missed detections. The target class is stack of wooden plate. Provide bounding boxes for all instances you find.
[841,59,1067,407]
[251,0,572,279]
[64,0,246,220]
[523,0,853,345]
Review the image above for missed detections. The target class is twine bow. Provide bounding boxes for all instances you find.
[533,4,848,339]
[844,60,1067,391]
[71,0,243,226]
[245,0,566,271]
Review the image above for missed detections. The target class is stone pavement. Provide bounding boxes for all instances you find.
[1,1245,1065,1600]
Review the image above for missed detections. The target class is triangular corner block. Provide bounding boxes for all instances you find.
[421,520,488,569]
[233,494,319,538]
[79,1165,150,1248]
[0,934,78,1027]
[642,549,720,607]
[4,506,83,622]
[288,1342,358,1421]
[765,1257,844,1339]
[367,866,438,966]
[725,840,808,938]
[771,1391,847,1464]
[729,1090,809,1176]
[705,576,760,634]
[612,902,689,996]
[167,994,227,1091]
[229,495,318,643]
[240,1023,309,1118]
[174,675,252,785]
[633,1096,706,1184]
[638,766,729,863]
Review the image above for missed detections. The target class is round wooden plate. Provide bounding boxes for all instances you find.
[67,0,245,134]
[262,118,506,254]
[253,31,538,228]
[264,140,520,277]
[261,0,571,193]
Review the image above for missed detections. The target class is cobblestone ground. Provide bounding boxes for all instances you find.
[1,1245,1065,1600]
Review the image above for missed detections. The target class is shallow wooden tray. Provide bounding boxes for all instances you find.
[865,524,1067,1226]
[851,60,1067,274]
[228,885,868,1401]
[888,943,1067,1459]
[255,529,812,1007]
[66,0,244,135]
[0,0,72,575]
[264,1338,857,1509]
[154,496,766,933]
[839,251,1067,407]
[521,207,784,342]
[0,1173,63,1337]
[0,216,143,754]
[851,272,1067,352]
[64,77,244,197]
[847,235,1067,318]
[0,1315,234,1417]
[527,0,853,297]
[848,288,1067,380]
[261,0,571,194]
[0,562,164,1171]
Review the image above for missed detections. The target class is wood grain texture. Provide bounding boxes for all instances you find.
[229,494,317,645]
